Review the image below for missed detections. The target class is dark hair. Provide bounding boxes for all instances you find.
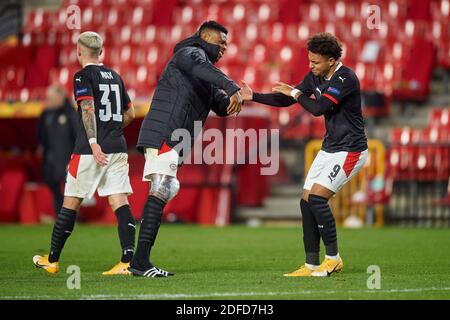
[199,20,228,35]
[307,32,342,60]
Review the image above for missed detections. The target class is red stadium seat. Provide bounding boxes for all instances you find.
[389,127,415,180]
[392,38,436,102]
[127,175,149,220]
[19,183,40,224]
[49,67,78,93]
[415,128,437,181]
[23,46,59,91]
[430,108,450,129]
[431,0,450,20]
[131,5,153,26]
[23,9,56,32]
[406,0,432,21]
[77,194,108,222]
[121,65,158,98]
[173,5,195,25]
[0,66,26,91]
[0,169,27,222]
[164,164,207,223]
[277,0,302,24]
[151,0,176,26]
[437,41,450,69]
[34,184,56,218]
[59,46,79,67]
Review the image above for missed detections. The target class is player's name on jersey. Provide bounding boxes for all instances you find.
[100,71,114,80]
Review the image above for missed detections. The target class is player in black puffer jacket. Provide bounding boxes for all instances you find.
[130,21,243,277]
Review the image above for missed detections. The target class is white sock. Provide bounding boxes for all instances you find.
[325,253,340,260]
[305,263,318,270]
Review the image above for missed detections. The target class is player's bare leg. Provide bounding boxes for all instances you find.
[102,193,135,275]
[33,196,82,274]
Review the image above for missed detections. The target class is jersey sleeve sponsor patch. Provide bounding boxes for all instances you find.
[73,71,94,103]
[323,72,356,105]
[76,88,88,95]
[327,87,341,96]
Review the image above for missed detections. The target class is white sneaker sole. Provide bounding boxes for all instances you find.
[311,263,343,277]
[33,255,58,273]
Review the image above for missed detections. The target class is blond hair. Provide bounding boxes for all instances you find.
[77,31,103,57]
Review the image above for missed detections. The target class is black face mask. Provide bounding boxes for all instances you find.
[174,32,221,64]
[197,35,221,63]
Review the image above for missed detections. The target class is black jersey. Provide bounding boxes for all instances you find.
[297,64,368,152]
[72,64,131,154]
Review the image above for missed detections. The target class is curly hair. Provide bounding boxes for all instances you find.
[307,32,343,60]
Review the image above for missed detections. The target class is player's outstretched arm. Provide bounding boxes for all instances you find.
[243,80,297,107]
[240,80,253,101]
[123,103,135,128]
[272,81,333,117]
[210,88,243,116]
[80,99,108,166]
[227,90,243,115]
[176,48,240,97]
[296,94,334,117]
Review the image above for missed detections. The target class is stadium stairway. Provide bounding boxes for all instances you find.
[236,183,302,224]
[373,73,450,143]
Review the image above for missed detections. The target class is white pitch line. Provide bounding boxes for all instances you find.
[2,287,450,300]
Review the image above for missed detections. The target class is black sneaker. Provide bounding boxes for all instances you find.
[128,264,174,277]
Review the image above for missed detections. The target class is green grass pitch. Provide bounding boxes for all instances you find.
[0,224,449,300]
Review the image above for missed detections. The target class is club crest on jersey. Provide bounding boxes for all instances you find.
[327,87,341,95]
[100,71,113,79]
[76,88,87,95]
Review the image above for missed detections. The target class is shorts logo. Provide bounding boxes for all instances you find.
[169,163,177,171]
[328,164,341,184]
[327,87,341,95]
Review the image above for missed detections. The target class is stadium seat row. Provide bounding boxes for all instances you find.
[0,115,271,224]
[25,0,450,31]
[387,109,450,181]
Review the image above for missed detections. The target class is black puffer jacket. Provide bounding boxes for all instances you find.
[137,32,240,155]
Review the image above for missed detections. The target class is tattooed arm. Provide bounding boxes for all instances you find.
[80,99,108,166]
[81,99,96,141]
